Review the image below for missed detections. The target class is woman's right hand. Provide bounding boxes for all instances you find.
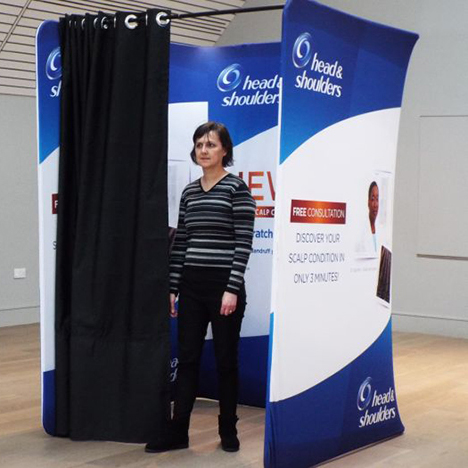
[170,293,177,317]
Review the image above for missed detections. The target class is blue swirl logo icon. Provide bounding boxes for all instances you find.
[292,32,313,68]
[217,63,243,92]
[357,377,373,411]
[46,47,62,80]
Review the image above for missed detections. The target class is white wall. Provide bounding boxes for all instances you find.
[0,94,40,326]
[3,0,468,336]
[217,0,285,46]
[218,0,468,338]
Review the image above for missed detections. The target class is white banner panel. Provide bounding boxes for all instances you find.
[265,1,418,466]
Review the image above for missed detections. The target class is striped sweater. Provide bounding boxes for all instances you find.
[170,173,256,295]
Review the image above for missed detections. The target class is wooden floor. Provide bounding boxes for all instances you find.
[1,324,468,467]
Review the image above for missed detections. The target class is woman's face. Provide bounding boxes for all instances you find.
[368,185,379,223]
[194,131,227,170]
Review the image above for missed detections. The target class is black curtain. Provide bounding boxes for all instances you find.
[55,10,171,442]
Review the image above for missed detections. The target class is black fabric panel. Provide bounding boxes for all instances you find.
[55,10,171,442]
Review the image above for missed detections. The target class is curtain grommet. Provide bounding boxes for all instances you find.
[125,14,138,30]
[156,12,170,27]
[81,18,86,30]
[101,16,109,30]
[93,17,99,29]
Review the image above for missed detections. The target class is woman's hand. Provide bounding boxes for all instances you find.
[220,291,238,316]
[170,293,177,317]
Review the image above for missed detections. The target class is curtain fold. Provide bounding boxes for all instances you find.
[55,9,171,442]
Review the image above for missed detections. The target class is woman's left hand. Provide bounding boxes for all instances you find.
[220,291,238,316]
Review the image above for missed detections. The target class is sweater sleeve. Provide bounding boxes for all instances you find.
[226,181,256,294]
[169,191,188,295]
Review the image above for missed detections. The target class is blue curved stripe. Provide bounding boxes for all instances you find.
[279,0,418,163]
[42,370,56,435]
[265,319,404,468]
[36,21,61,164]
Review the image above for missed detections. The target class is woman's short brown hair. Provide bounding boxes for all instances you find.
[190,121,234,167]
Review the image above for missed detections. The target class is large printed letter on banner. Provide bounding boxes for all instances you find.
[265,1,418,467]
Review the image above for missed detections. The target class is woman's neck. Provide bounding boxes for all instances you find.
[201,167,228,187]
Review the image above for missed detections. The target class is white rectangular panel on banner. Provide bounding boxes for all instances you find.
[168,101,208,226]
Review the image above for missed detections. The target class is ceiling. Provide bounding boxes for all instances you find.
[0,0,246,97]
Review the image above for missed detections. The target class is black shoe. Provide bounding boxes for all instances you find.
[145,418,190,453]
[218,415,240,452]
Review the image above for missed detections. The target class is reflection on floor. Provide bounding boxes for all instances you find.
[1,324,468,467]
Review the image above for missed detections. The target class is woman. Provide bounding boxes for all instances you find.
[146,121,256,453]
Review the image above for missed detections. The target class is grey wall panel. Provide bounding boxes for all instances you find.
[0,94,39,326]
[417,116,468,259]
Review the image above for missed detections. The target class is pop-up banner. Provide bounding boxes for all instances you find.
[37,3,418,463]
[36,21,60,435]
[265,1,418,467]
[168,42,280,407]
[36,23,279,434]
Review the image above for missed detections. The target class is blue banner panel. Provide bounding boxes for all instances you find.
[266,321,403,468]
[36,21,61,164]
[36,20,61,436]
[42,370,56,434]
[279,0,418,162]
[170,42,280,145]
[168,42,280,408]
[265,0,418,466]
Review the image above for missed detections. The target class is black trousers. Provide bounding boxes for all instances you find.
[174,267,246,419]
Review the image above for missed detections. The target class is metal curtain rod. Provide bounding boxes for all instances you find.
[64,5,285,29]
[168,5,284,21]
